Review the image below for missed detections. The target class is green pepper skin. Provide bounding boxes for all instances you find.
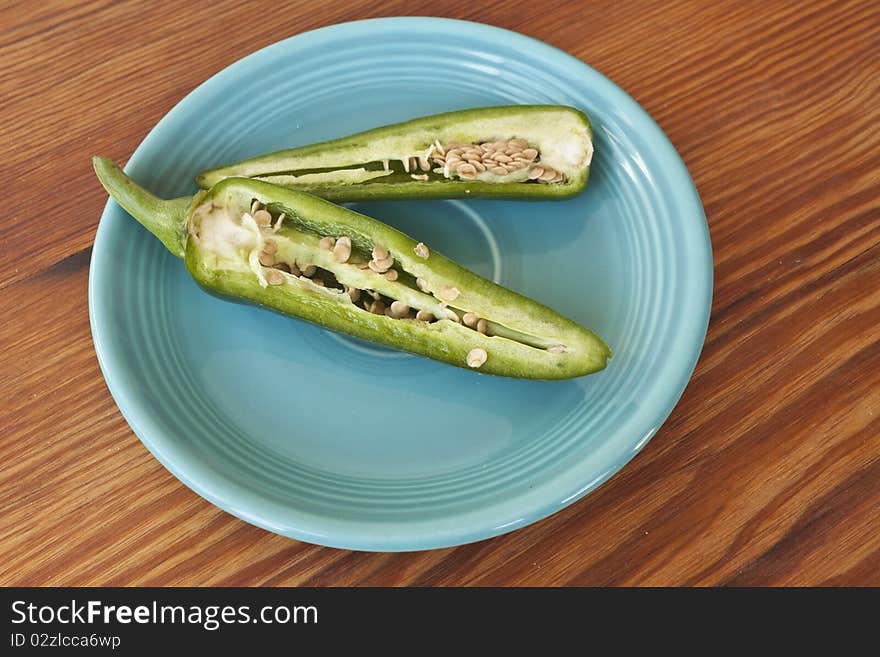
[95,158,610,379]
[196,106,593,202]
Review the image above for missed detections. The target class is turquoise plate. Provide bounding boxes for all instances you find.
[89,18,712,551]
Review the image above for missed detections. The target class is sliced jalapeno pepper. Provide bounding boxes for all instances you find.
[94,157,610,379]
[196,106,593,202]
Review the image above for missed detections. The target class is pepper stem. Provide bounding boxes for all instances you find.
[92,156,192,258]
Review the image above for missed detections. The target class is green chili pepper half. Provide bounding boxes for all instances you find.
[94,157,610,379]
[196,106,593,202]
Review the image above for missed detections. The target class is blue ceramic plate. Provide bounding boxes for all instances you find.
[89,18,712,551]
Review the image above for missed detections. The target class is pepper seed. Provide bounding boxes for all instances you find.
[273,212,286,232]
[262,239,278,255]
[383,269,399,281]
[253,209,272,226]
[439,285,460,302]
[416,277,428,291]
[462,312,479,327]
[258,252,276,267]
[372,245,390,261]
[476,318,489,334]
[266,269,284,286]
[467,348,487,368]
[347,287,362,303]
[457,163,477,179]
[333,236,352,263]
[319,236,336,251]
[389,301,410,318]
[416,309,434,322]
[369,257,393,273]
[301,264,317,277]
[414,243,430,259]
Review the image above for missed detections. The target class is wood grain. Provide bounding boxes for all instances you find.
[1,0,878,586]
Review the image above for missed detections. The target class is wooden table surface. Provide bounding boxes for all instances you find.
[2,0,878,587]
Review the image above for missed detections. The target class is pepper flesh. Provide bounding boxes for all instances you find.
[196,106,593,202]
[94,157,610,379]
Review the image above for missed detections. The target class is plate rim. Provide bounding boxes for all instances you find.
[88,16,713,551]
